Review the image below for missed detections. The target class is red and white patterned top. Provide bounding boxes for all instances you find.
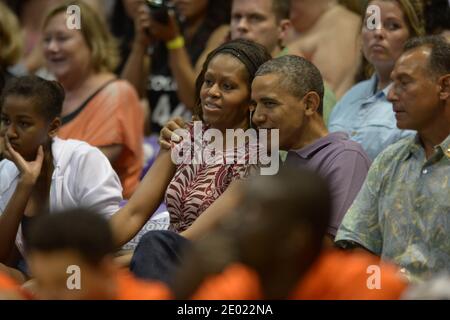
[165,123,255,233]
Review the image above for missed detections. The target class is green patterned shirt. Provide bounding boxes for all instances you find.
[336,133,450,282]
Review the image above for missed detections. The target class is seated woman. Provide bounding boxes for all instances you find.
[41,1,144,198]
[328,0,425,160]
[0,76,123,280]
[111,39,271,284]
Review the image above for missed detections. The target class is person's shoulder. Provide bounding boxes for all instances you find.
[0,159,19,194]
[334,4,361,23]
[372,135,416,165]
[53,137,107,168]
[329,133,371,161]
[108,79,136,92]
[192,263,262,300]
[116,270,172,300]
[102,79,139,99]
[0,159,17,174]
[342,78,374,99]
[331,78,375,113]
[293,249,407,299]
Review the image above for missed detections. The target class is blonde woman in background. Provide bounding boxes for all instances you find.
[42,0,144,198]
[0,2,23,90]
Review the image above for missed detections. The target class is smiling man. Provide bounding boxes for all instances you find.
[335,35,450,282]
[250,55,370,239]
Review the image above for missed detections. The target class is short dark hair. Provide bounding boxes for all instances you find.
[194,39,272,119]
[272,0,290,21]
[404,35,450,77]
[424,0,450,35]
[0,75,64,121]
[255,55,325,114]
[26,209,114,266]
[241,166,331,242]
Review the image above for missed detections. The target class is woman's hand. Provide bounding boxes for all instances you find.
[3,136,44,186]
[159,117,187,150]
[133,3,154,48]
[148,9,181,43]
[133,4,181,48]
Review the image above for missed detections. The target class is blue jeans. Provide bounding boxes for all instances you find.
[130,230,191,287]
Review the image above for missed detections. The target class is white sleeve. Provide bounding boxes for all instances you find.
[71,147,123,219]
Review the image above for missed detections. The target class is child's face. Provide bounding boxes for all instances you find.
[28,249,114,300]
[0,96,52,161]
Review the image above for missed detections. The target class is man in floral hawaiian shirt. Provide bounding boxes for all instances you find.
[336,35,450,283]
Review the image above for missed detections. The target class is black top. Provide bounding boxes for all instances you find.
[147,20,217,134]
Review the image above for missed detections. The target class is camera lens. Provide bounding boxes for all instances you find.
[146,0,164,8]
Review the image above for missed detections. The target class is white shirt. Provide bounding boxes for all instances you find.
[0,137,123,255]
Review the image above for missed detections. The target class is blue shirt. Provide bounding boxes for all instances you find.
[328,75,414,160]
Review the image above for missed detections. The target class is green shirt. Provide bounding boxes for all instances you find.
[336,133,450,283]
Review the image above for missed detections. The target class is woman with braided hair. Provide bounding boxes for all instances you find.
[328,0,425,160]
[111,39,271,283]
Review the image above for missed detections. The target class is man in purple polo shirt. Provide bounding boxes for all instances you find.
[252,55,371,239]
[159,55,370,242]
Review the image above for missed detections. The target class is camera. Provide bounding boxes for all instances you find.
[145,0,172,24]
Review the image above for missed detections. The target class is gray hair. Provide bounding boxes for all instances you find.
[404,35,450,77]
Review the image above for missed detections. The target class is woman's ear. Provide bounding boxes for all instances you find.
[303,91,320,116]
[48,117,62,138]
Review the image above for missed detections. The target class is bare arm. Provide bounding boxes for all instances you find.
[121,42,151,98]
[120,5,152,98]
[0,140,43,262]
[167,46,197,110]
[0,180,34,262]
[110,149,176,248]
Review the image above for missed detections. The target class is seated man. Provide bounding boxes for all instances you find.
[161,55,370,242]
[335,36,450,283]
[149,55,370,287]
[251,54,371,239]
[26,209,171,300]
[172,167,407,300]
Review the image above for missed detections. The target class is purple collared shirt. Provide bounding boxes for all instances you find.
[285,132,371,236]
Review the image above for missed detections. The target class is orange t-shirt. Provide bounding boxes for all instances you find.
[291,250,408,300]
[58,80,144,199]
[0,272,26,299]
[191,250,408,300]
[192,264,262,300]
[115,270,172,300]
